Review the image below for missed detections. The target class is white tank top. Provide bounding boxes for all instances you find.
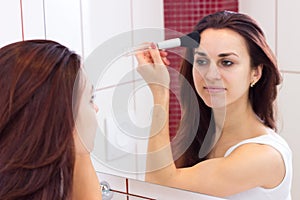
[224,128,293,200]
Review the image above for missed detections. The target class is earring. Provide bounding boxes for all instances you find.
[250,81,255,87]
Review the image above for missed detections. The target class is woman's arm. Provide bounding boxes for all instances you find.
[135,43,177,183]
[161,143,285,197]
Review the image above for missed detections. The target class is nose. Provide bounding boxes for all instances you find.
[204,64,221,80]
[93,103,99,113]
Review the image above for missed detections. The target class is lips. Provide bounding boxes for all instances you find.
[203,86,226,93]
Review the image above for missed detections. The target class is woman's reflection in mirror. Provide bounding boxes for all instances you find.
[135,10,292,200]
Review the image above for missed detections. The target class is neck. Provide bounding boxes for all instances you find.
[212,98,264,140]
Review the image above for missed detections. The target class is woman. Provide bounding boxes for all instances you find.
[136,11,292,199]
[0,40,101,200]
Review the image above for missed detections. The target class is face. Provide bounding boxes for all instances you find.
[193,28,260,109]
[74,74,99,153]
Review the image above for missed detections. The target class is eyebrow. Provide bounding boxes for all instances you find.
[194,51,239,58]
[218,52,239,57]
[91,85,95,94]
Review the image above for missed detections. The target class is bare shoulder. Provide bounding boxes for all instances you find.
[229,142,284,159]
[227,143,285,188]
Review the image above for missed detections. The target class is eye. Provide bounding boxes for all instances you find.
[90,94,96,104]
[195,58,209,66]
[221,60,233,67]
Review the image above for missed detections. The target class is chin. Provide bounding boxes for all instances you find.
[207,104,227,110]
[202,97,227,109]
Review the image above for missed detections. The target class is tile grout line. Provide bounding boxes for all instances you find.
[42,0,47,39]
[19,0,24,40]
[280,70,300,74]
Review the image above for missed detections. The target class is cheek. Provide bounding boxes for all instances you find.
[192,68,205,93]
[77,107,98,151]
[225,74,251,100]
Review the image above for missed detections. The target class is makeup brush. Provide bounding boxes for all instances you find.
[125,31,200,56]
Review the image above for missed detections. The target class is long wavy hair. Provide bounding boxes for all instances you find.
[172,11,282,168]
[0,40,82,199]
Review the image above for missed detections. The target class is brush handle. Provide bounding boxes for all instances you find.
[157,31,200,49]
[157,38,181,49]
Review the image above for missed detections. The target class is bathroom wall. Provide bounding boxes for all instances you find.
[239,0,300,199]
[1,0,299,199]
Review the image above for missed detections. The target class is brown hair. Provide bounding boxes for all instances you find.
[0,40,82,199]
[172,11,282,167]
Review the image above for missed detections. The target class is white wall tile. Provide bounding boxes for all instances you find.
[132,0,164,30]
[22,0,45,40]
[278,72,300,200]
[108,193,127,200]
[95,56,135,89]
[95,171,129,199]
[91,83,143,181]
[96,171,127,193]
[238,0,276,55]
[0,0,23,47]
[81,0,132,59]
[43,0,82,55]
[80,0,135,102]
[277,0,300,70]
[106,193,127,200]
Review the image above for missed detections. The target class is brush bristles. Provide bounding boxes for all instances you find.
[180,31,200,48]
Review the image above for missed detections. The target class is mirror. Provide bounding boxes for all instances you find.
[86,1,299,198]
[83,0,283,195]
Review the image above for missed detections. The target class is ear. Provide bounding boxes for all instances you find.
[250,64,263,86]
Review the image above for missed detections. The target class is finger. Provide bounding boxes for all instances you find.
[148,42,164,65]
[135,51,149,65]
[135,42,151,65]
[162,57,171,66]
[160,50,170,65]
[160,50,168,57]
